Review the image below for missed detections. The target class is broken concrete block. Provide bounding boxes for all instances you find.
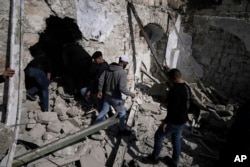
[0,123,15,160]
[18,134,43,147]
[61,120,76,134]
[89,147,106,164]
[215,105,225,110]
[26,119,36,129]
[139,103,160,114]
[15,144,28,157]
[90,130,106,141]
[47,121,62,133]
[80,155,104,167]
[68,117,82,127]
[29,123,46,139]
[66,108,79,117]
[54,103,67,116]
[59,114,69,121]
[42,132,60,141]
[28,111,37,119]
[53,146,76,157]
[37,112,59,124]
[226,104,234,111]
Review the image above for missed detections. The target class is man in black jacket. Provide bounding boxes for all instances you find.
[147,68,191,167]
[25,47,51,112]
[81,51,109,111]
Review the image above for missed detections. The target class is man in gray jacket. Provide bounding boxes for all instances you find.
[95,55,135,135]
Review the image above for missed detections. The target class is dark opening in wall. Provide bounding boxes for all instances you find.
[28,16,92,95]
[140,23,167,81]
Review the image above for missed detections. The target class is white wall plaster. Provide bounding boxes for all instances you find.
[165,15,181,68]
[77,0,118,42]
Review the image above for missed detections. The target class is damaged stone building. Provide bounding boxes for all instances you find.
[0,0,250,167]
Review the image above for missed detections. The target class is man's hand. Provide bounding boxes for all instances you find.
[131,93,135,98]
[97,92,102,99]
[3,68,15,80]
[161,122,167,132]
[86,90,91,97]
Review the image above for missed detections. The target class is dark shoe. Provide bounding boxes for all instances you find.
[118,128,132,136]
[164,156,177,167]
[26,93,36,101]
[142,154,159,164]
[42,109,48,112]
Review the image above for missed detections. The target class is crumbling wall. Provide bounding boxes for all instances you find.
[188,0,250,102]
[0,0,10,72]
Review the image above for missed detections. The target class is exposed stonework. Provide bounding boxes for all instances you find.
[0,0,250,166]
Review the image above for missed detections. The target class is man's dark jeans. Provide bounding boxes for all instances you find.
[25,67,50,111]
[152,122,186,166]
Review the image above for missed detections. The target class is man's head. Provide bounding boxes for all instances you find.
[119,55,129,69]
[167,68,183,84]
[92,51,104,64]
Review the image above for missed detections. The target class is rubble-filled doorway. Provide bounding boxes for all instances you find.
[28,16,92,97]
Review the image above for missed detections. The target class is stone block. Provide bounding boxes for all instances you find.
[26,119,36,129]
[42,132,60,141]
[37,112,59,124]
[68,117,82,127]
[139,103,160,114]
[29,123,46,139]
[61,120,75,134]
[80,155,104,167]
[0,123,15,160]
[66,109,79,117]
[47,121,62,133]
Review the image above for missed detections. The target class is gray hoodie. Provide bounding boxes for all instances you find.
[98,62,133,98]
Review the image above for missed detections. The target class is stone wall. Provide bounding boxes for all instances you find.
[1,0,250,103]
[0,0,10,72]
[189,1,250,102]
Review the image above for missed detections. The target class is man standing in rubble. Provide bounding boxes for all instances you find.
[81,51,109,110]
[95,55,135,135]
[25,46,51,112]
[146,68,191,167]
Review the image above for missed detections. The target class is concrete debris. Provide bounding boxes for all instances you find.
[80,155,104,167]
[0,123,15,160]
[2,76,241,167]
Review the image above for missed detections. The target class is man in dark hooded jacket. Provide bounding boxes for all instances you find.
[95,55,135,135]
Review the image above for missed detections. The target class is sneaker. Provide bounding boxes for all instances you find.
[42,109,48,112]
[164,156,177,167]
[142,154,159,164]
[118,128,132,136]
[26,93,36,101]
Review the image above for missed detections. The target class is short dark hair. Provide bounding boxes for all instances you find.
[29,45,45,57]
[92,51,102,59]
[167,68,181,79]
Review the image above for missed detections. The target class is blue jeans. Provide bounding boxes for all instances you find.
[81,87,93,105]
[26,67,50,111]
[152,123,186,165]
[94,94,126,130]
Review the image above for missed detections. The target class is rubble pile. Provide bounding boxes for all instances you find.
[130,79,239,167]
[4,77,240,167]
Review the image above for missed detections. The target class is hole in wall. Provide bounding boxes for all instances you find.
[27,16,92,95]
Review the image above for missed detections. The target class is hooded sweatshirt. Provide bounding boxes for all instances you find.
[98,62,133,98]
